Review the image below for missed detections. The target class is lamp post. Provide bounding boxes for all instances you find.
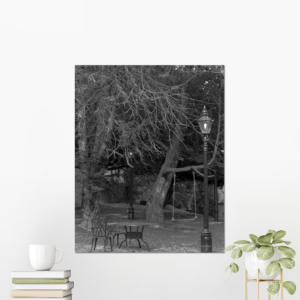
[127,151,135,219]
[197,105,213,253]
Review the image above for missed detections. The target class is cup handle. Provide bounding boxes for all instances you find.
[54,248,63,264]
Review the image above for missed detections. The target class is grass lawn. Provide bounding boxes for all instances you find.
[75,203,224,253]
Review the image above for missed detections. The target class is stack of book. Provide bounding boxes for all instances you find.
[11,270,73,300]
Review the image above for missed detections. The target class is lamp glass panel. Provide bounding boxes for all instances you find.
[198,118,212,134]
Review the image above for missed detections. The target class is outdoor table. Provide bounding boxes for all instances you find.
[117,222,151,251]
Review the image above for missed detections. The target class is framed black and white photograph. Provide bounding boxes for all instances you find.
[75,65,225,253]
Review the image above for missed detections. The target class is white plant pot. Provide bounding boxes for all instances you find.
[244,248,283,280]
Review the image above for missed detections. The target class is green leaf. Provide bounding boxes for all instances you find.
[267,230,277,237]
[279,258,295,269]
[283,281,296,295]
[273,230,286,240]
[225,264,232,272]
[273,239,291,245]
[257,233,273,245]
[265,261,280,276]
[230,263,239,273]
[224,245,236,252]
[242,243,257,252]
[277,246,296,258]
[256,246,275,260]
[249,234,258,243]
[234,240,250,245]
[231,248,243,259]
[267,282,280,295]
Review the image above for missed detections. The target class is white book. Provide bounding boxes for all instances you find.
[11,289,72,298]
[11,270,71,279]
[15,281,74,290]
[11,296,72,300]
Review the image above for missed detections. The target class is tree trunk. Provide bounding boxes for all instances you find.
[92,102,115,164]
[145,130,181,223]
[163,180,173,209]
[77,98,94,229]
[145,87,187,223]
[80,99,115,229]
[80,198,94,229]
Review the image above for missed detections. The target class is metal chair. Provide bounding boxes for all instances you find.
[105,215,126,248]
[91,218,113,252]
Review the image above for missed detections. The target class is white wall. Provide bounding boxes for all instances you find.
[1,1,300,299]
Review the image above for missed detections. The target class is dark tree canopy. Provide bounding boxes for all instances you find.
[75,65,224,226]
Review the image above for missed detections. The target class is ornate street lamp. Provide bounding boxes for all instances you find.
[197,105,213,253]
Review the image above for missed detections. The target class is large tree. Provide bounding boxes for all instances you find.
[75,65,224,227]
[145,66,224,223]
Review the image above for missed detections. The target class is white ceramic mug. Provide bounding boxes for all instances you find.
[29,245,63,271]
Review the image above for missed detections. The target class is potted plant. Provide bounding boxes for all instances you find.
[224,230,296,296]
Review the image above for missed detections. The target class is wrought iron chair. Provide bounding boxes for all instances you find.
[91,218,113,252]
[105,215,126,248]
